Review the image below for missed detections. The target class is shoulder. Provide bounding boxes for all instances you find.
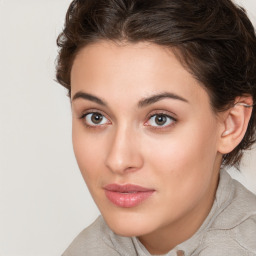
[62,216,121,256]
[211,175,256,231]
[198,172,256,255]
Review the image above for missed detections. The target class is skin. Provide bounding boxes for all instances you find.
[70,41,250,254]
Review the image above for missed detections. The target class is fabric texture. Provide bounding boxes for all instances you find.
[62,170,256,256]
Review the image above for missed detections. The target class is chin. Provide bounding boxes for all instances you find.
[108,222,148,237]
[101,210,155,237]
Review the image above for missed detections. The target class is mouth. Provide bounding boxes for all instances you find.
[103,184,155,208]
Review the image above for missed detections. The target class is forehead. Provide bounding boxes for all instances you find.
[71,41,211,109]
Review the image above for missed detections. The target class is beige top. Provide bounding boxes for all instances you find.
[62,170,256,256]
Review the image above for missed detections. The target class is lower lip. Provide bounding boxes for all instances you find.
[104,190,155,208]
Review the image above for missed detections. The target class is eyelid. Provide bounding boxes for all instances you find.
[144,110,177,128]
[79,109,109,119]
[145,110,177,121]
[79,109,112,127]
[78,109,177,129]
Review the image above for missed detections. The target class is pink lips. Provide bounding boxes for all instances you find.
[104,184,155,208]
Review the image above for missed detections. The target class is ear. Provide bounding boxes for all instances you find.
[217,96,253,155]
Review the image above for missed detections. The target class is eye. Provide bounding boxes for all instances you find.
[83,112,110,126]
[146,114,176,127]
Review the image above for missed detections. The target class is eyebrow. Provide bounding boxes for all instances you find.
[72,91,107,106]
[72,91,188,107]
[138,92,189,108]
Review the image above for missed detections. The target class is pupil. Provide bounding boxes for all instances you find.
[156,115,166,125]
[92,113,103,124]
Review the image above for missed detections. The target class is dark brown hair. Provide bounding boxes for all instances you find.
[56,0,256,167]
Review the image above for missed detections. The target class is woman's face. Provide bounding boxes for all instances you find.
[71,41,223,241]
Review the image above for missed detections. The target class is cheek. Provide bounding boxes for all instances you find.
[72,124,104,184]
[143,121,219,196]
[145,129,216,170]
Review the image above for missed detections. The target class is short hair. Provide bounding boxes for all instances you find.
[56,0,256,167]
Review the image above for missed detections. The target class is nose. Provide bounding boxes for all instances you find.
[105,125,143,175]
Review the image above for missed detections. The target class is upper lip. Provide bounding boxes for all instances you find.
[103,184,155,193]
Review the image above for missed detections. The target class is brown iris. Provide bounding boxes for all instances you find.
[91,113,103,124]
[154,115,167,126]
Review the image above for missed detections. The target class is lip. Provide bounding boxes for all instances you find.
[103,184,155,208]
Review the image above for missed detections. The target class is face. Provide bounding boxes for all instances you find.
[71,41,223,242]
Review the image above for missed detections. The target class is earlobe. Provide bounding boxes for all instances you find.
[218,96,253,154]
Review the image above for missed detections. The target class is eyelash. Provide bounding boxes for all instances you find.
[79,110,111,129]
[145,111,177,130]
[79,110,177,130]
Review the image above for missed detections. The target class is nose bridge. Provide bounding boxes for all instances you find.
[105,122,143,174]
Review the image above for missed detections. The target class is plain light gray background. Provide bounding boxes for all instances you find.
[0,1,255,255]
